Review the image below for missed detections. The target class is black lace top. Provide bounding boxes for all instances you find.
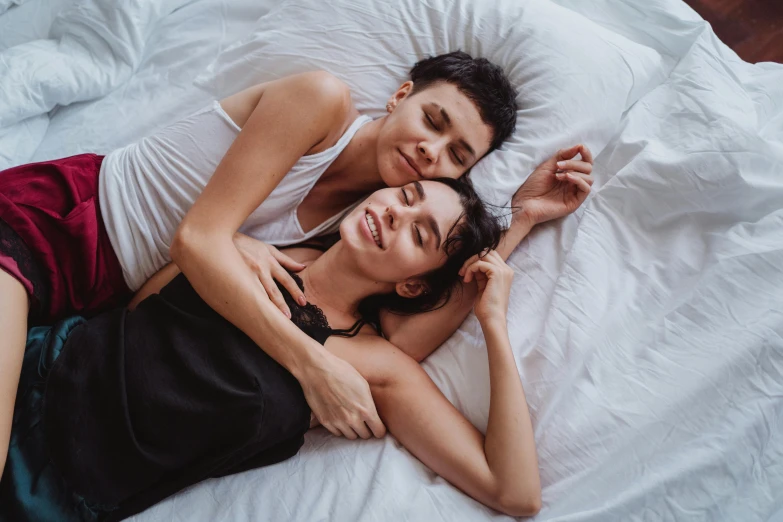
[285,271,373,343]
[279,236,380,340]
[42,272,365,521]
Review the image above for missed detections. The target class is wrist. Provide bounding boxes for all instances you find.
[289,341,330,382]
[478,313,508,333]
[511,207,537,230]
[481,318,512,351]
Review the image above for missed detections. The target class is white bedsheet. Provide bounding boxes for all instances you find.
[1,0,781,521]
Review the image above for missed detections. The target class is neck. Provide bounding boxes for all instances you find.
[299,243,395,326]
[323,117,388,196]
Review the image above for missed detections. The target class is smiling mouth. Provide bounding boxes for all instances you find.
[365,212,382,248]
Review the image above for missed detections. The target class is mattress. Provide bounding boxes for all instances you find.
[1,0,781,520]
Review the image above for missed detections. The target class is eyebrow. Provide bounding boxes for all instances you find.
[430,103,477,159]
[412,181,442,250]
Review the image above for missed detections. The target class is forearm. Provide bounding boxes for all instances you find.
[128,263,181,310]
[481,319,541,510]
[171,230,326,378]
[496,215,534,262]
[382,282,477,362]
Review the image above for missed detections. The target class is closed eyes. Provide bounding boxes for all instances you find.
[401,187,425,247]
[424,110,465,165]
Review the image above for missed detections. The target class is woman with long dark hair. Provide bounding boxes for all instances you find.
[2,179,540,520]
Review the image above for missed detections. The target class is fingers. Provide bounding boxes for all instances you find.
[271,247,306,272]
[556,159,592,174]
[274,266,307,307]
[556,144,582,162]
[556,172,592,193]
[334,422,359,440]
[351,419,373,440]
[321,422,344,438]
[363,409,387,438]
[458,249,492,277]
[578,144,594,164]
[557,144,593,164]
[259,272,291,318]
[464,254,502,283]
[464,250,508,282]
[323,417,377,440]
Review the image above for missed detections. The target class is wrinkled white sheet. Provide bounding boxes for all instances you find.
[1,0,781,521]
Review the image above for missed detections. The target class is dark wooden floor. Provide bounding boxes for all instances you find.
[683,0,783,63]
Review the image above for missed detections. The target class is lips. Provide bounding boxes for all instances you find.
[363,209,383,248]
[399,149,422,178]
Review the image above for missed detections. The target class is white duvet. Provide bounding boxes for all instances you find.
[1,0,782,521]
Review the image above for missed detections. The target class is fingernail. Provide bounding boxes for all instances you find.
[285,310,291,318]
[298,296,307,306]
[557,161,565,168]
[556,172,565,179]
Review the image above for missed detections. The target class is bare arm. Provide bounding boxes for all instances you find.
[380,144,595,362]
[327,314,540,516]
[128,263,181,310]
[170,71,385,439]
[379,216,534,362]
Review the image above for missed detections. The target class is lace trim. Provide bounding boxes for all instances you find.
[285,272,366,339]
[0,219,48,314]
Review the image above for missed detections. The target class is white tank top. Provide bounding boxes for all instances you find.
[99,101,372,291]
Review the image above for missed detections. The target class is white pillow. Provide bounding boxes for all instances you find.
[195,0,666,205]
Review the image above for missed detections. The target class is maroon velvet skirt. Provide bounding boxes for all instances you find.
[0,154,130,324]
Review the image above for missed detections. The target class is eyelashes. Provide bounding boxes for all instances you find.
[400,188,424,247]
[423,111,464,166]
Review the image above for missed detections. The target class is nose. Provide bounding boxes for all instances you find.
[418,140,442,165]
[385,203,413,231]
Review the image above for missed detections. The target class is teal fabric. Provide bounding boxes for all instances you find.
[0,317,115,522]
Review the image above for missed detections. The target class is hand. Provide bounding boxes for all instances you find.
[300,351,386,439]
[512,144,594,227]
[233,233,307,318]
[461,250,514,326]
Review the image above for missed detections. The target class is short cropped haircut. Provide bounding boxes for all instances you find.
[409,51,518,154]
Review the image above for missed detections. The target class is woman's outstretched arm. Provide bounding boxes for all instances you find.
[327,252,541,517]
[380,144,594,362]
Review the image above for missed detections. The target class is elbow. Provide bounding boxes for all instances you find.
[169,223,190,265]
[384,332,430,363]
[170,220,204,266]
[495,488,542,518]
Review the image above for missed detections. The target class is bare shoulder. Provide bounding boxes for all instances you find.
[324,327,422,389]
[220,71,358,149]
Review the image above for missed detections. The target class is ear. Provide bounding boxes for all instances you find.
[395,278,429,299]
[387,81,414,112]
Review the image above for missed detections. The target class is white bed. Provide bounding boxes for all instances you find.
[1,0,782,521]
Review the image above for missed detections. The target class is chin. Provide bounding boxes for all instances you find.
[339,212,369,253]
[379,154,408,188]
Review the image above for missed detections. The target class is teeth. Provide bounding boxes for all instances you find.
[365,213,382,247]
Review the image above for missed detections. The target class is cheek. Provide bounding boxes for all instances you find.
[394,247,444,277]
[381,245,423,278]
